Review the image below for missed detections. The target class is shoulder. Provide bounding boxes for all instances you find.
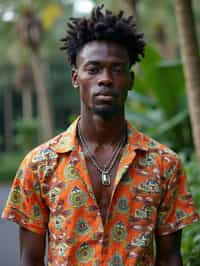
[127,121,182,171]
[20,131,66,176]
[128,121,178,157]
[142,133,184,178]
[146,134,179,159]
[133,126,183,172]
[18,120,78,180]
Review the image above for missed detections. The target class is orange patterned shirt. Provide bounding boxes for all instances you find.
[2,118,199,265]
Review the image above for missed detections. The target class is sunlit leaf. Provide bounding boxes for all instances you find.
[41,3,63,31]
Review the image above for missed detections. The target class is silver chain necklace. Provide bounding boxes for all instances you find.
[77,121,126,186]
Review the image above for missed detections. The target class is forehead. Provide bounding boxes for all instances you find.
[76,41,130,66]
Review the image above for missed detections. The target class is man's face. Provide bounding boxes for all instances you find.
[72,41,133,120]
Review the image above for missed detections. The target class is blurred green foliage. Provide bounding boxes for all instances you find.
[15,118,39,152]
[126,46,193,154]
[0,152,24,183]
[181,154,200,265]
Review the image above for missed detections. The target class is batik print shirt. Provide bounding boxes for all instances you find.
[2,118,199,266]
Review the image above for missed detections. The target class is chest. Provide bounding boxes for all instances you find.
[42,150,163,226]
[84,153,122,224]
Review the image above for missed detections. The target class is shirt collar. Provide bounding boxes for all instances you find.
[53,118,79,153]
[126,122,149,151]
[53,117,150,154]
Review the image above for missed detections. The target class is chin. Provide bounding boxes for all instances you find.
[93,106,121,120]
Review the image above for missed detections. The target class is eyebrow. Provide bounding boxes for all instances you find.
[84,61,100,67]
[84,60,127,67]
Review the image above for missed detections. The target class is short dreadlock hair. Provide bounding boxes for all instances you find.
[61,5,145,67]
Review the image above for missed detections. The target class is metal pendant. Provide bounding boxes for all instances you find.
[101,170,111,186]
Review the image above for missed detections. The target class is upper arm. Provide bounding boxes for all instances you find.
[2,150,49,234]
[20,226,46,266]
[156,155,199,236]
[155,230,183,266]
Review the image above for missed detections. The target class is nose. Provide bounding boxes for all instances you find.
[98,69,113,87]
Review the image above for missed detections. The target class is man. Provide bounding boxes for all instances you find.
[2,5,199,266]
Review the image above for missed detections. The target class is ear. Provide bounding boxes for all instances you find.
[128,71,134,90]
[71,68,79,89]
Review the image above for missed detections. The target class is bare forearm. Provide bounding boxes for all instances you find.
[155,253,183,266]
[19,227,46,266]
[20,257,45,266]
[155,230,183,266]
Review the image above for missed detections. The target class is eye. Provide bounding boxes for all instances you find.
[86,66,99,74]
[112,65,126,74]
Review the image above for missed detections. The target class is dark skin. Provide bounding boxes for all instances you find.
[73,41,132,223]
[20,227,45,266]
[19,41,183,265]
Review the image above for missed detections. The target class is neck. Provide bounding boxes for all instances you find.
[79,111,127,146]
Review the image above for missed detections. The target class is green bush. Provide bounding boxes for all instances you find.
[0,152,24,183]
[181,155,200,265]
[15,119,39,153]
[0,120,39,183]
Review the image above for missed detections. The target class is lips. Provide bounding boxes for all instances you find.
[94,87,119,104]
[95,88,118,98]
[96,94,115,101]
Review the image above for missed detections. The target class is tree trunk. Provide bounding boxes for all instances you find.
[175,0,200,161]
[4,88,13,152]
[126,0,137,16]
[31,52,54,141]
[22,88,32,119]
[126,0,137,19]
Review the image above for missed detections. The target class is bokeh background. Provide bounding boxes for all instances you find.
[0,0,200,265]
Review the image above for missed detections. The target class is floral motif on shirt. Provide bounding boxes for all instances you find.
[138,179,161,194]
[10,188,22,205]
[69,186,87,207]
[76,242,94,263]
[111,221,127,241]
[131,233,151,248]
[75,218,90,235]
[109,253,124,266]
[135,206,154,220]
[64,164,79,180]
[117,197,129,213]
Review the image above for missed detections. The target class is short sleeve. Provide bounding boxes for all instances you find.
[156,156,199,236]
[1,151,49,235]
